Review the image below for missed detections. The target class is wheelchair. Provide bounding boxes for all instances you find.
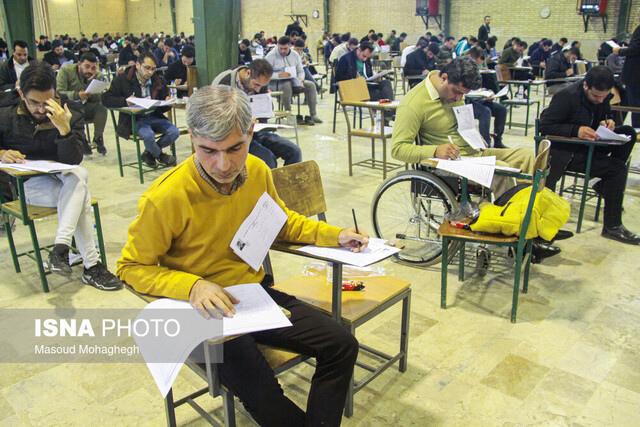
[371,166,466,266]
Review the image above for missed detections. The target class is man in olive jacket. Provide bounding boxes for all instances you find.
[57,52,108,155]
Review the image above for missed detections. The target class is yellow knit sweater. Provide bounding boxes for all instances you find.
[117,155,342,300]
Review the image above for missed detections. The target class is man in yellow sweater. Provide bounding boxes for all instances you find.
[117,85,368,425]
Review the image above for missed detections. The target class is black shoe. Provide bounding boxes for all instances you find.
[157,152,176,166]
[493,140,508,149]
[94,137,107,155]
[82,262,124,291]
[476,247,491,276]
[304,115,316,126]
[46,244,72,277]
[601,225,640,245]
[296,115,306,125]
[141,150,158,168]
[83,143,93,156]
[531,242,561,260]
[553,229,574,241]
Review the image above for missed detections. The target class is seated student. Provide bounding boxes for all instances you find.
[154,39,179,68]
[329,33,351,64]
[0,40,36,91]
[435,36,455,64]
[292,39,319,90]
[401,37,423,67]
[551,37,568,55]
[324,34,339,64]
[37,35,52,51]
[0,63,123,290]
[404,40,439,88]
[544,47,579,95]
[498,40,534,79]
[118,36,140,67]
[467,46,507,148]
[265,36,321,126]
[540,66,639,245]
[335,41,394,103]
[117,85,365,425]
[57,52,108,155]
[102,52,179,168]
[212,59,302,168]
[165,45,195,98]
[391,32,407,52]
[43,40,75,71]
[238,39,252,65]
[530,39,553,75]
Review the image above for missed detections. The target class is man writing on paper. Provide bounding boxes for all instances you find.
[57,53,108,155]
[212,59,302,168]
[539,66,639,245]
[42,40,75,71]
[102,51,179,168]
[391,57,560,259]
[117,85,367,425]
[0,63,123,290]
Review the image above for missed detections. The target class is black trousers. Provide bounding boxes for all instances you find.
[200,286,358,427]
[546,126,636,228]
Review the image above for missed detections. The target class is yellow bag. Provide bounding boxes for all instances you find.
[469,186,570,240]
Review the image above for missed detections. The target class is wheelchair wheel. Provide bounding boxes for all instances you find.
[371,170,460,266]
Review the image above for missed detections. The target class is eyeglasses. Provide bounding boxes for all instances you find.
[25,97,52,110]
[141,64,157,72]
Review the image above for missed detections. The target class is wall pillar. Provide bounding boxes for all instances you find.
[0,0,36,55]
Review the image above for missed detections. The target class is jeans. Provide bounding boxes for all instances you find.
[250,132,302,168]
[269,79,317,117]
[197,286,358,426]
[471,99,507,147]
[23,166,99,268]
[303,67,319,91]
[83,101,108,140]
[624,84,640,128]
[136,115,180,158]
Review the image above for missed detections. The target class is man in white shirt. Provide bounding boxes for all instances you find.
[330,36,358,64]
[0,40,34,91]
[265,36,321,126]
[401,37,428,67]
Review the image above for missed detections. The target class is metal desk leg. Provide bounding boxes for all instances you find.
[577,145,595,234]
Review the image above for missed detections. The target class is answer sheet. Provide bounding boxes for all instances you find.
[85,79,110,94]
[134,283,293,397]
[452,104,487,150]
[248,93,275,118]
[595,125,631,142]
[230,192,287,271]
[0,159,77,173]
[295,237,401,267]
[430,156,496,188]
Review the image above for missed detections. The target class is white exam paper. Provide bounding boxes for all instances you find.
[366,69,393,82]
[85,79,110,94]
[595,125,631,142]
[253,123,293,132]
[606,40,620,49]
[110,42,118,50]
[248,93,275,118]
[126,97,176,109]
[0,159,77,173]
[453,104,486,150]
[135,283,292,398]
[284,66,297,78]
[230,192,287,271]
[296,238,401,268]
[430,156,496,188]
[60,59,75,68]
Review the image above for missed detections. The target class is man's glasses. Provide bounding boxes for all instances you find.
[25,98,52,111]
[141,64,157,73]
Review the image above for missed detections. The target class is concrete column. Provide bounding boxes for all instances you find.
[192,0,241,87]
[0,0,36,55]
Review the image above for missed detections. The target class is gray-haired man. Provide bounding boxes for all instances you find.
[117,85,368,425]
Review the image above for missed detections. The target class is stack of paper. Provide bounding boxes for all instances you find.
[0,159,77,173]
[595,125,631,142]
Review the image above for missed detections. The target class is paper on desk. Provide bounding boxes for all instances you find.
[253,123,293,132]
[467,86,508,99]
[364,100,400,107]
[606,40,620,49]
[366,69,393,82]
[110,42,118,50]
[230,192,287,271]
[432,156,496,188]
[85,79,109,94]
[296,237,401,268]
[60,59,75,68]
[135,283,292,398]
[126,97,175,109]
[284,66,297,78]
[248,93,275,118]
[516,57,524,67]
[452,104,486,150]
[0,159,77,173]
[595,125,631,142]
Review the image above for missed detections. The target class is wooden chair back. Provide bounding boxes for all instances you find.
[271,160,327,219]
[497,64,511,82]
[576,62,587,75]
[534,139,551,191]
[399,42,408,52]
[610,86,621,105]
[379,51,390,61]
[338,77,370,102]
[36,50,46,61]
[106,53,118,63]
[187,65,198,96]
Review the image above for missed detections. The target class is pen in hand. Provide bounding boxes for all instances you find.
[352,208,362,247]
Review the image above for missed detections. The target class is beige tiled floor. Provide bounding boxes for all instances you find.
[1,75,640,426]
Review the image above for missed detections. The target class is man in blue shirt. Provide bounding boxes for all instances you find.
[154,39,179,68]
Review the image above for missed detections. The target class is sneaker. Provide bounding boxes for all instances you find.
[94,137,107,155]
[141,150,158,168]
[83,142,93,156]
[311,115,324,124]
[82,262,124,291]
[304,115,316,126]
[46,244,72,277]
[157,152,176,166]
